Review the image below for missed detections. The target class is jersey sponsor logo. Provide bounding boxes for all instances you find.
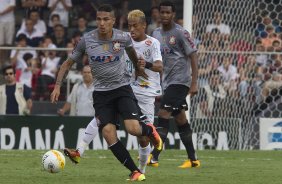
[139,80,150,88]
[145,39,152,46]
[112,41,121,52]
[169,36,176,45]
[90,55,120,63]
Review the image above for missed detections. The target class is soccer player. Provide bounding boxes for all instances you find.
[64,9,163,175]
[50,4,162,181]
[126,9,163,174]
[148,1,201,168]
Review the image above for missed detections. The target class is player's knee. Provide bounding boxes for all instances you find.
[101,124,116,139]
[174,112,187,125]
[125,120,141,136]
[138,136,149,147]
[158,109,171,119]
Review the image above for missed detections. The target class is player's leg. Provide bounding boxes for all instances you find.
[64,117,99,163]
[117,85,162,151]
[133,94,156,173]
[173,109,200,168]
[78,117,99,156]
[150,86,178,165]
[96,87,145,181]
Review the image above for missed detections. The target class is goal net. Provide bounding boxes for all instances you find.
[190,0,282,150]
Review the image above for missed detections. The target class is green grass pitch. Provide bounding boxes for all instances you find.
[0,150,281,184]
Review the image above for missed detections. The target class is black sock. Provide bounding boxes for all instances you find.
[109,141,139,172]
[151,117,169,160]
[141,122,153,136]
[178,122,197,161]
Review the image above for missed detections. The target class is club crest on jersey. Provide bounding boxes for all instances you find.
[169,36,176,45]
[143,49,151,59]
[145,39,152,46]
[112,41,121,52]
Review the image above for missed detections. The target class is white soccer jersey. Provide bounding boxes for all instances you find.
[129,35,163,97]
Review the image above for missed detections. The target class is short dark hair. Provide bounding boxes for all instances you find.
[16,34,27,42]
[23,53,33,62]
[151,6,159,12]
[2,65,15,75]
[159,1,176,12]
[51,14,60,20]
[98,4,114,13]
[28,9,39,17]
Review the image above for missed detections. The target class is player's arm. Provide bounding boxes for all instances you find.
[125,46,148,79]
[148,39,163,73]
[180,29,198,97]
[51,37,86,103]
[51,58,74,103]
[125,46,140,70]
[190,52,198,97]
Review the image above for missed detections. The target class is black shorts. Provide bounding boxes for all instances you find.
[160,84,189,116]
[92,85,140,129]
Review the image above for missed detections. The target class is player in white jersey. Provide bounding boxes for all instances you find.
[50,4,162,181]
[148,1,200,168]
[127,10,163,174]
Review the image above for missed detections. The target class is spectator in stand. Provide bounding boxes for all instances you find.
[21,0,46,18]
[0,65,32,115]
[0,0,15,67]
[19,53,35,89]
[48,0,72,28]
[51,24,68,48]
[10,34,37,70]
[272,40,281,50]
[146,6,160,35]
[72,16,91,36]
[217,55,238,92]
[206,12,231,39]
[79,0,98,27]
[117,0,129,30]
[20,9,47,35]
[196,70,227,118]
[47,14,61,36]
[253,73,264,104]
[58,65,95,116]
[176,18,183,27]
[16,19,44,47]
[0,0,15,46]
[71,31,82,45]
[36,44,60,101]
[261,72,282,100]
[255,42,267,66]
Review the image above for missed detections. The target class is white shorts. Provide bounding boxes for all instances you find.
[134,93,155,123]
[0,21,15,45]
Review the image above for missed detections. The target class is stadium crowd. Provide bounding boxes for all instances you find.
[0,0,281,116]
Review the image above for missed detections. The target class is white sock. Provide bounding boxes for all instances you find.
[138,144,151,174]
[77,117,99,156]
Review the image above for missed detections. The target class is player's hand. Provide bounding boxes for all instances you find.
[135,68,148,80]
[189,82,198,97]
[50,85,61,103]
[137,56,146,69]
[57,109,65,116]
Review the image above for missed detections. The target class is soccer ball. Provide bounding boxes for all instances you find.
[42,150,65,173]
